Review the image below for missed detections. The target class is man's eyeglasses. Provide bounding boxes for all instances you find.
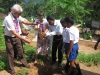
[16,12,22,15]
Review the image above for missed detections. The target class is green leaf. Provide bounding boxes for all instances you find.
[59,2,67,8]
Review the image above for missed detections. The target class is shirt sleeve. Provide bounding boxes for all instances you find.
[35,19,40,28]
[46,31,56,36]
[2,21,5,27]
[19,16,24,22]
[46,20,63,36]
[69,31,75,41]
[46,25,61,36]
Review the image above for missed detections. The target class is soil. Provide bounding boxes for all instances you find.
[0,33,100,75]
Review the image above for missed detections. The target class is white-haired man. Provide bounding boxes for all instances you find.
[3,4,34,75]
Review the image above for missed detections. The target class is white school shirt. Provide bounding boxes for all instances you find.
[46,20,63,36]
[3,13,24,37]
[62,27,70,43]
[35,19,48,31]
[32,19,48,41]
[68,26,79,44]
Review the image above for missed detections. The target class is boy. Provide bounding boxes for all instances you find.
[60,18,70,72]
[64,16,82,75]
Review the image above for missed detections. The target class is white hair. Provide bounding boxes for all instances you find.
[11,4,23,13]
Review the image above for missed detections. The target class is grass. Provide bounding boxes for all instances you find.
[16,67,29,75]
[23,44,36,62]
[0,55,8,70]
[0,19,5,50]
[63,51,100,66]
[77,52,100,66]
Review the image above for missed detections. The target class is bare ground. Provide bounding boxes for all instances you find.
[0,33,100,75]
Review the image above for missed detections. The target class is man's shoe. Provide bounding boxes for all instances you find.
[25,65,30,68]
[22,64,30,68]
[11,73,16,75]
[58,63,62,67]
[7,70,15,75]
[51,61,56,65]
[64,64,70,73]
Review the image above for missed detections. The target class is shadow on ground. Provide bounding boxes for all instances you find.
[81,69,100,75]
[33,55,100,75]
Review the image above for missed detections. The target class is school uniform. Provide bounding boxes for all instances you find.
[3,13,28,74]
[65,26,79,62]
[34,19,50,55]
[46,20,63,64]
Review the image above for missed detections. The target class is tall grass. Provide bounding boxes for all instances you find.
[77,52,100,66]
[23,44,36,62]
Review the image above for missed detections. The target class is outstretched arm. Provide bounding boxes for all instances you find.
[94,37,100,50]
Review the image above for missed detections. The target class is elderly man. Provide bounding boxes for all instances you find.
[3,4,34,75]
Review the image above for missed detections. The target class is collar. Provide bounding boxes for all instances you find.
[49,20,57,26]
[70,25,74,29]
[10,13,17,21]
[54,20,57,25]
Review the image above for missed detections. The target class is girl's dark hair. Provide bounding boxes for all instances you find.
[37,10,44,16]
[60,18,65,24]
[9,7,12,12]
[65,16,74,25]
[46,15,55,21]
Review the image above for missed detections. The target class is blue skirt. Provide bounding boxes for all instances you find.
[64,43,79,62]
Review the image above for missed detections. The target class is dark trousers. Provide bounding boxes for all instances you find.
[4,36,28,73]
[14,40,24,59]
[52,35,63,63]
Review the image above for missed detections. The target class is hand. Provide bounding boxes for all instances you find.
[42,32,46,37]
[24,39,31,43]
[94,44,97,50]
[39,28,42,32]
[38,32,45,41]
[32,22,38,25]
[66,52,70,58]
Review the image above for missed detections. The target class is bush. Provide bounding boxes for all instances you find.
[0,56,8,70]
[0,61,5,70]
[83,32,92,40]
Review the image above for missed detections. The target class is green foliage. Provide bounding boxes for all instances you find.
[77,52,100,66]
[16,67,28,75]
[0,8,5,13]
[23,45,36,62]
[20,0,91,22]
[0,61,5,70]
[38,0,90,20]
[0,19,5,50]
[83,32,92,40]
[0,0,24,14]
[0,56,8,70]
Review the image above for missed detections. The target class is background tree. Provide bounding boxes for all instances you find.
[1,0,100,26]
[0,0,24,14]
[35,0,90,23]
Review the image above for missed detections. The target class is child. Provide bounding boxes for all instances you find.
[64,16,82,75]
[60,18,70,72]
[34,10,50,64]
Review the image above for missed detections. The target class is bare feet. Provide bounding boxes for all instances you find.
[33,60,37,65]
